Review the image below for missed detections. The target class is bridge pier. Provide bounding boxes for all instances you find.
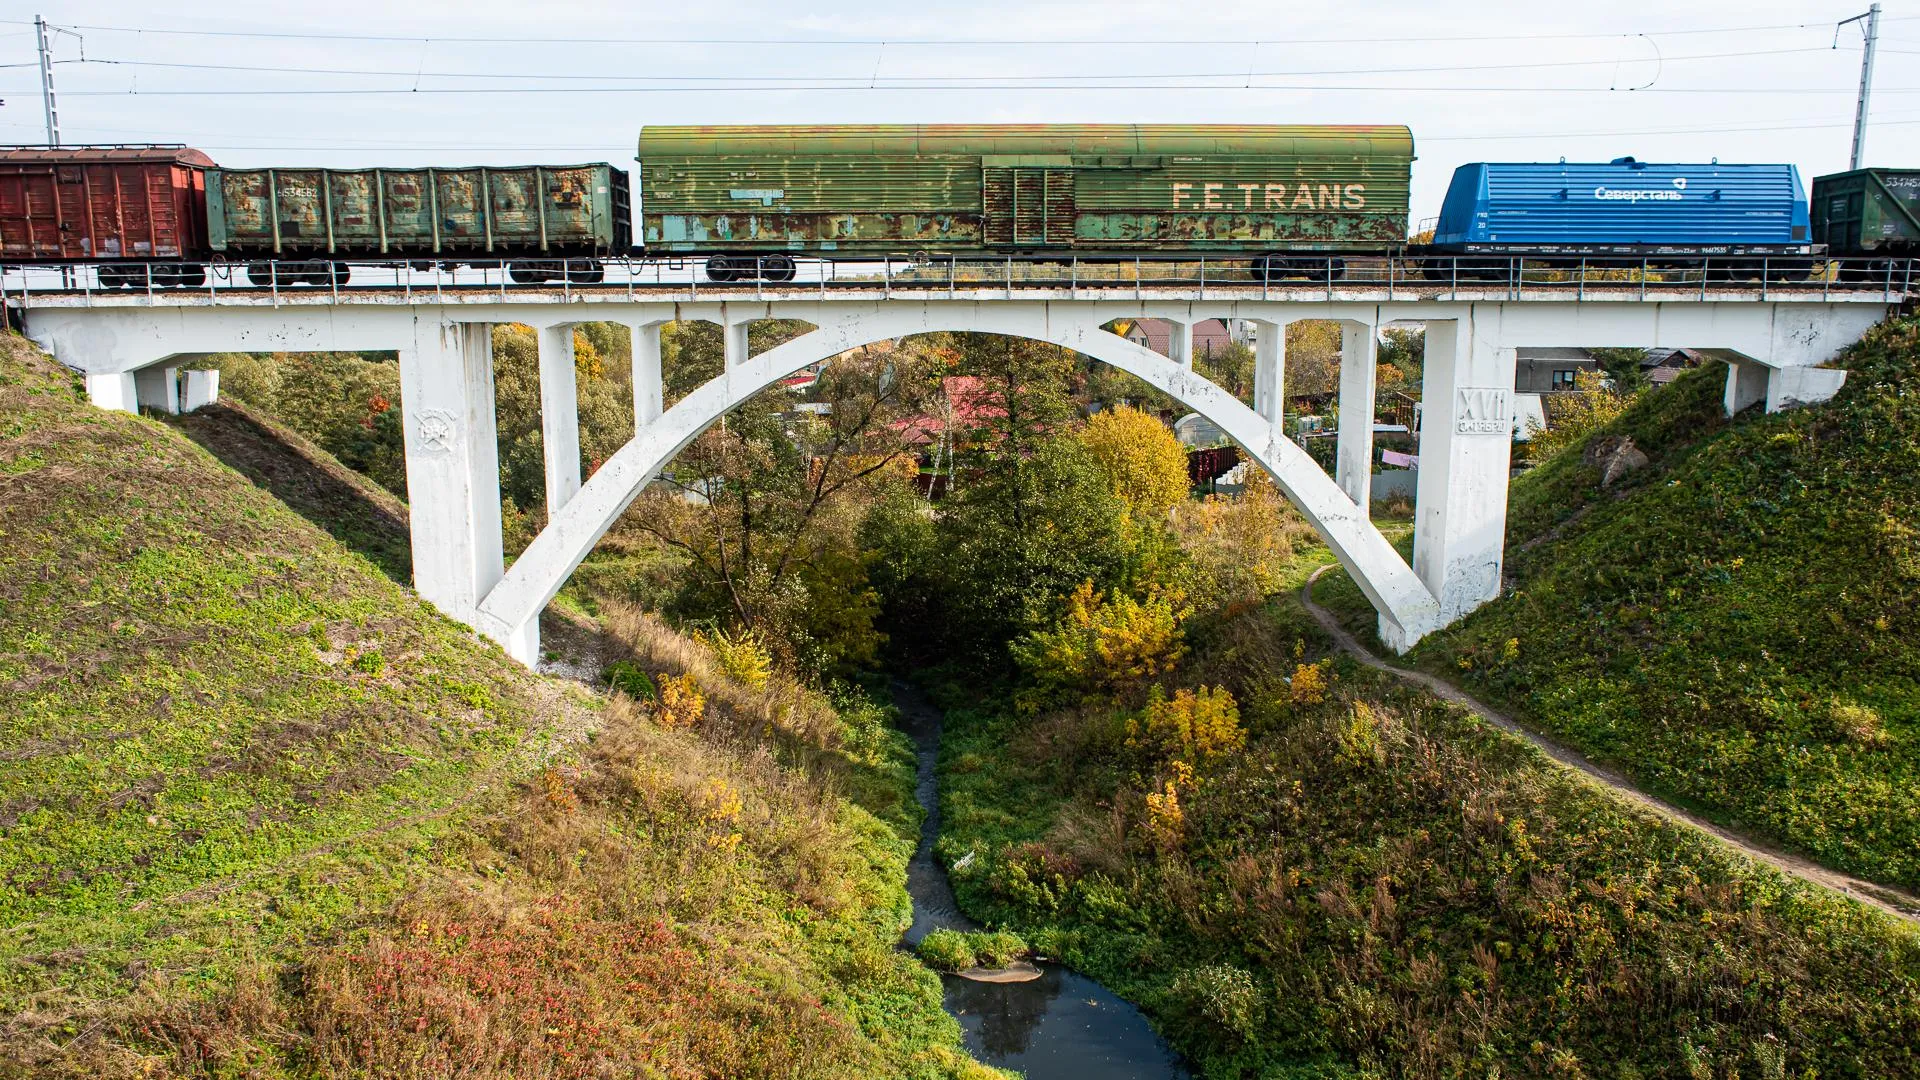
[398,322,505,633]
[1334,321,1377,511]
[1412,317,1519,624]
[536,323,583,513]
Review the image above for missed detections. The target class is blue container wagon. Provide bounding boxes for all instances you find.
[1429,158,1812,274]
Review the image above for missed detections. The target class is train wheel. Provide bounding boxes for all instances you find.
[96,266,127,289]
[1763,259,1812,284]
[508,262,548,285]
[246,263,278,287]
[173,265,207,288]
[705,255,737,283]
[565,259,604,284]
[763,254,797,283]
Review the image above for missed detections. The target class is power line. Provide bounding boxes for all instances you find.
[14,81,1916,97]
[1424,116,1920,142]
[62,45,1836,85]
[9,14,1917,47]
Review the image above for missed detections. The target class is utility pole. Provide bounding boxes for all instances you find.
[1840,3,1881,170]
[35,14,59,147]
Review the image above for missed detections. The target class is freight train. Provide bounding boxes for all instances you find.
[0,125,1909,287]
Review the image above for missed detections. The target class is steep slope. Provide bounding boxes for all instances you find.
[0,335,989,1078]
[932,565,1920,1078]
[1419,316,1920,890]
[169,397,413,584]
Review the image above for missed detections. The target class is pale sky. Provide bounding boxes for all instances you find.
[3,1,1914,226]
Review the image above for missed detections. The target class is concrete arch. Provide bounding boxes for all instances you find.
[473,303,1443,661]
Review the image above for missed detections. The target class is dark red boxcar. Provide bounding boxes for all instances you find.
[0,145,214,262]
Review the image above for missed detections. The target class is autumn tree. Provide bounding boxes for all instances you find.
[627,337,937,677]
[490,323,634,516]
[1080,404,1191,520]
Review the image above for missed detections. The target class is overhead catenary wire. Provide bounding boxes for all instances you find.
[56,44,1842,84]
[6,13,1918,46]
[14,82,1920,97]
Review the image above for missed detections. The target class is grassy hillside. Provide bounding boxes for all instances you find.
[932,565,1920,1078]
[1415,316,1920,890]
[0,335,990,1078]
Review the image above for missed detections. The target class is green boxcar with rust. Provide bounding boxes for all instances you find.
[206,164,630,260]
[1812,168,1920,256]
[636,124,1412,259]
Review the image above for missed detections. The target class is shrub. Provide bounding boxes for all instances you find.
[656,672,706,729]
[1828,700,1890,748]
[1289,660,1331,706]
[1169,964,1263,1041]
[1171,469,1309,613]
[917,929,977,971]
[605,660,656,700]
[1143,777,1186,852]
[693,626,773,689]
[916,928,1028,971]
[973,929,1028,968]
[1127,685,1244,764]
[1524,369,1637,462]
[1013,581,1192,702]
[1337,700,1385,767]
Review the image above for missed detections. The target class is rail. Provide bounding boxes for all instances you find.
[3,253,1914,307]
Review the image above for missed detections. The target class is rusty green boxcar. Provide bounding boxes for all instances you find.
[206,164,630,262]
[1812,168,1920,256]
[636,124,1412,274]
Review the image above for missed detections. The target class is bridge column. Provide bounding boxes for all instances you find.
[1165,319,1193,368]
[632,320,664,427]
[723,313,751,369]
[1251,319,1286,433]
[1412,317,1517,623]
[85,371,138,413]
[399,321,505,632]
[536,323,582,513]
[1335,321,1377,511]
[134,365,181,414]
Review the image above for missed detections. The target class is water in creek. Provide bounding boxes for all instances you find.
[891,681,1189,1080]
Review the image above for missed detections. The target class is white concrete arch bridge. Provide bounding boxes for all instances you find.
[14,274,1901,666]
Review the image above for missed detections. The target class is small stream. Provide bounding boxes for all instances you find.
[891,682,1188,1079]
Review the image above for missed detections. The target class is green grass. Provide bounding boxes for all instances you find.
[0,336,570,1011]
[0,336,995,1079]
[932,560,1920,1078]
[1407,317,1920,891]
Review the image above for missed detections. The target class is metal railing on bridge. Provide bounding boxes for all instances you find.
[4,253,1914,307]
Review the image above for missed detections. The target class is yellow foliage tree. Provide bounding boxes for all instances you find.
[572,328,606,382]
[1289,661,1332,706]
[1172,468,1310,612]
[656,673,706,729]
[693,627,773,690]
[1013,581,1192,701]
[1127,685,1244,765]
[1079,404,1191,519]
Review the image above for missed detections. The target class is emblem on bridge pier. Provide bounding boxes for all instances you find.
[415,408,458,453]
[1454,387,1513,435]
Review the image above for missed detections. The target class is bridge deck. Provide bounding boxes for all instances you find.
[7,279,1911,309]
